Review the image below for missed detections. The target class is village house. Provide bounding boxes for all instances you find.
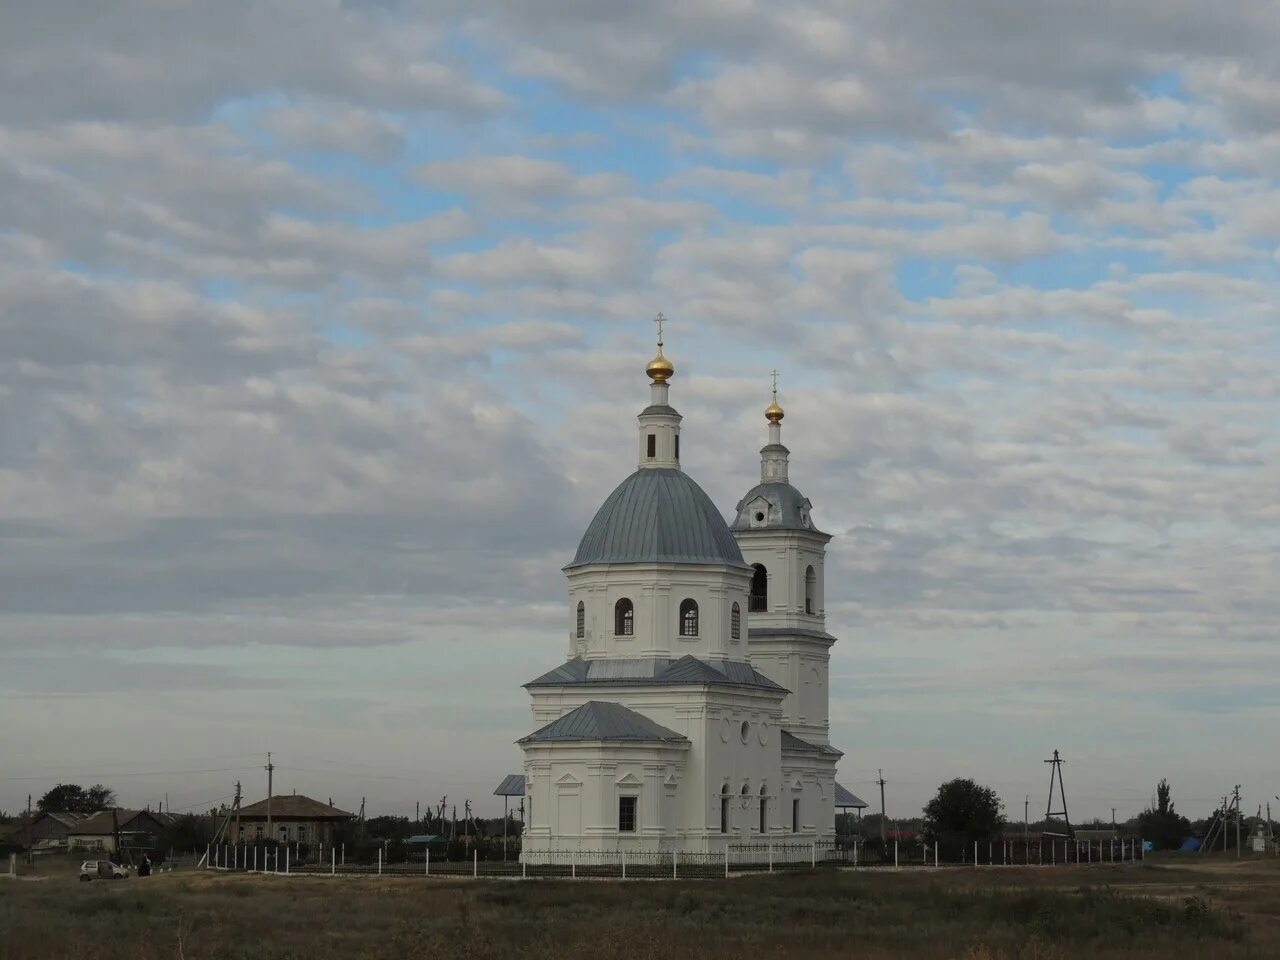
[229,795,352,846]
[67,809,173,853]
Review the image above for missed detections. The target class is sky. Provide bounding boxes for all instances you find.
[1,1,1277,826]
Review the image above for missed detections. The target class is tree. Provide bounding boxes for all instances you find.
[1137,779,1191,851]
[36,783,117,814]
[922,778,1006,859]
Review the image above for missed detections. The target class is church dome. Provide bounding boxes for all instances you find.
[732,479,823,533]
[568,468,746,568]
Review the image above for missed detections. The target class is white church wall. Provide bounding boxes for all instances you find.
[566,563,752,662]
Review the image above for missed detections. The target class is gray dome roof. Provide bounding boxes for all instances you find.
[732,481,825,533]
[568,468,745,568]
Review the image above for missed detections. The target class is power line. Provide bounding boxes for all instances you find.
[1,764,260,781]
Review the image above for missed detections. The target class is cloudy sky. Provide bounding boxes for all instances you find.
[2,1,1277,825]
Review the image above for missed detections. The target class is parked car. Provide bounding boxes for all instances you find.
[79,860,129,881]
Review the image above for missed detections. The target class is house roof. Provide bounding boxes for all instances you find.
[493,774,526,797]
[237,795,353,820]
[834,782,868,809]
[526,655,786,693]
[566,468,747,569]
[70,809,173,836]
[519,701,689,745]
[780,730,844,757]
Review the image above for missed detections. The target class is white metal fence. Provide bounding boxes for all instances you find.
[202,837,1142,880]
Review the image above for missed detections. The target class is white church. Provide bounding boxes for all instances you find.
[518,324,850,854]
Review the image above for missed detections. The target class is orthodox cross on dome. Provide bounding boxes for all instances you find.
[655,311,666,349]
[765,368,784,423]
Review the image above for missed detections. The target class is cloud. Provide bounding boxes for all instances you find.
[1,0,1278,822]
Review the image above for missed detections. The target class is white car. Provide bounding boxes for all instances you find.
[79,860,129,881]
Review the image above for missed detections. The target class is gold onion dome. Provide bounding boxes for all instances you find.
[765,398,785,422]
[647,351,674,383]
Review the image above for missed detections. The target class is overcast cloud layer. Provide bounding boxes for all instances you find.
[2,1,1277,822]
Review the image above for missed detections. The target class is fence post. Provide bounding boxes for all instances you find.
[812,842,816,869]
[724,848,729,878]
[768,843,773,873]
[853,840,858,867]
[331,848,335,876]
[989,841,992,864]
[473,849,477,878]
[894,841,898,868]
[522,855,526,880]
[934,841,938,867]
[1140,839,1145,861]
[341,843,345,866]
[572,852,576,880]
[622,849,627,880]
[973,840,978,866]
[673,848,677,879]
[425,849,430,877]
[378,848,382,876]
[285,846,290,875]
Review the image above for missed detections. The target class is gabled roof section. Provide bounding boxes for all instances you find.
[780,730,844,757]
[70,809,174,835]
[518,701,688,745]
[238,795,353,820]
[525,656,786,693]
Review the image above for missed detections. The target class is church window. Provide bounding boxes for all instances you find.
[646,433,656,459]
[674,434,679,460]
[614,598,634,636]
[792,798,800,833]
[754,511,765,522]
[618,795,637,833]
[740,720,750,744]
[805,565,816,614]
[679,599,698,636]
[575,601,585,639]
[730,602,741,639]
[720,785,729,834]
[759,785,768,834]
[750,564,768,612]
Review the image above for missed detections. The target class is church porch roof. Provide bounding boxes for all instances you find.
[518,701,688,745]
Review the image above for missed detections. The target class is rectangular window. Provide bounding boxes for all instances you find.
[646,434,656,458]
[618,795,637,833]
[297,825,307,843]
[720,796,729,834]
[792,799,800,833]
[674,434,679,460]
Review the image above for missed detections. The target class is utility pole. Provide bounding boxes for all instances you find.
[877,770,887,845]
[264,752,275,841]
[1024,796,1029,839]
[1233,785,1242,858]
[1111,808,1117,835]
[1042,749,1074,839]
[416,801,420,824]
[233,781,242,843]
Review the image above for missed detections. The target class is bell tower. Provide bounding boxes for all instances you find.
[731,377,835,745]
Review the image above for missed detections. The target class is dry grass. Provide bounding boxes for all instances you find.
[2,859,1275,960]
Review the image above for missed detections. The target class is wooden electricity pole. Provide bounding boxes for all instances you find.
[264,753,275,840]
[877,770,887,845]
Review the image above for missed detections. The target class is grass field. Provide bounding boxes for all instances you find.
[3,857,1277,959]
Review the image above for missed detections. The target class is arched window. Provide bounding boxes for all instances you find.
[575,601,585,639]
[805,565,816,614]
[730,602,741,639]
[679,599,698,636]
[720,784,729,834]
[750,564,768,612]
[759,784,768,834]
[614,598,634,636]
